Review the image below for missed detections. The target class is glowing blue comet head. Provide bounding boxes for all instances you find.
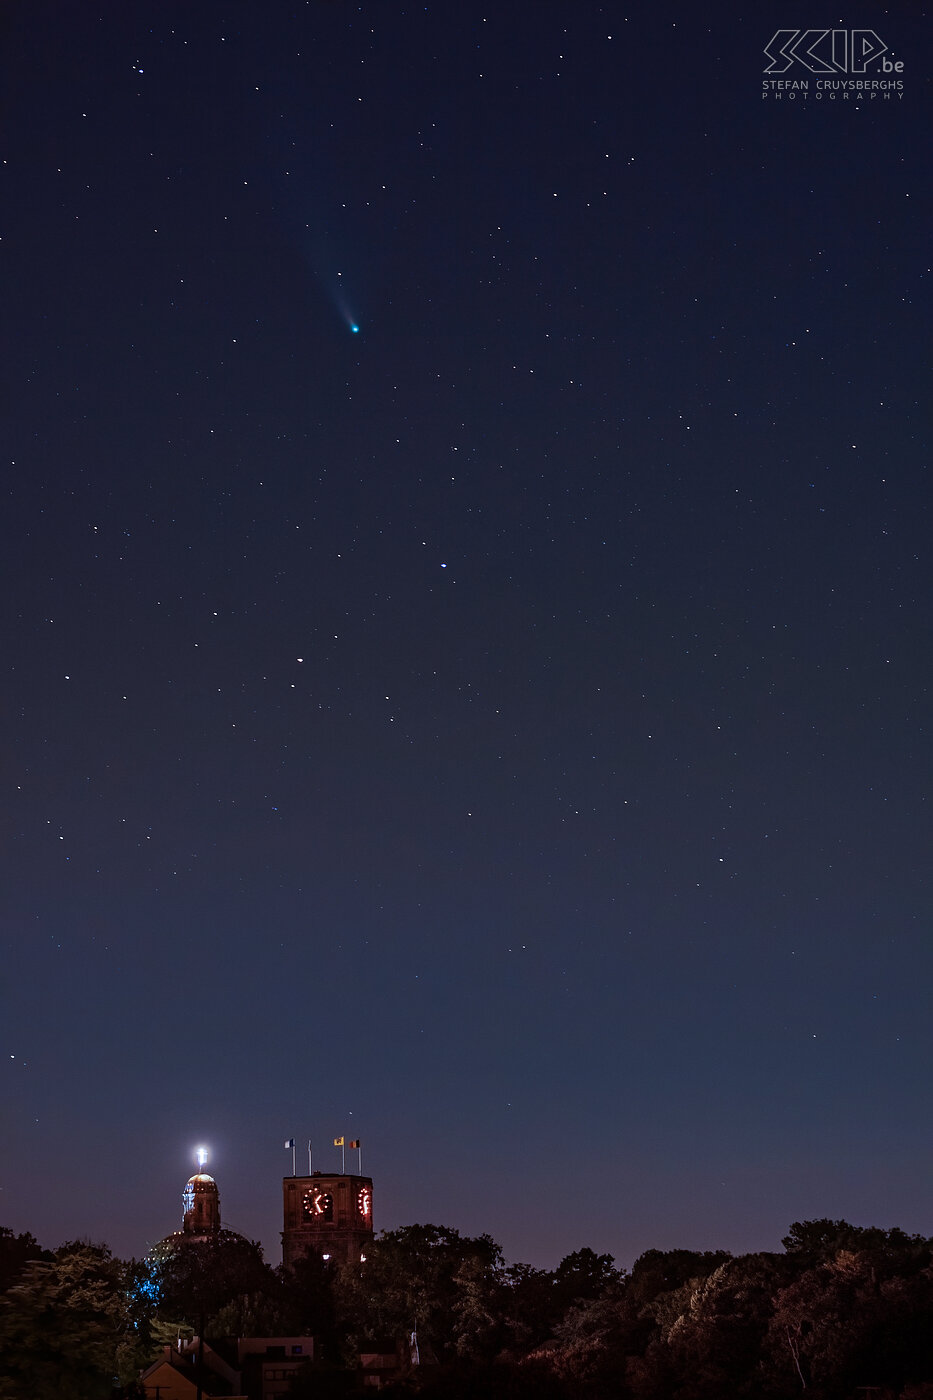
[334,289,360,335]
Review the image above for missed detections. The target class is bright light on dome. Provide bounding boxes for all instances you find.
[196,1146,209,1168]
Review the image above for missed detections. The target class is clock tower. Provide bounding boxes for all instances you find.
[282,1172,374,1268]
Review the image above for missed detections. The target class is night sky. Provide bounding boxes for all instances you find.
[2,3,930,1272]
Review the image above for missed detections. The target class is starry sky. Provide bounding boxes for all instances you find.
[1,2,930,1271]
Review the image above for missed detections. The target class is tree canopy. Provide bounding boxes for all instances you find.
[0,1241,133,1400]
[2,1216,933,1399]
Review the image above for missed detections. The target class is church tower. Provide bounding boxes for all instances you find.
[182,1171,221,1235]
[282,1171,374,1268]
[181,1145,221,1237]
[151,1147,249,1264]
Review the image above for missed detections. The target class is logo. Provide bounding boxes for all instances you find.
[763,29,902,74]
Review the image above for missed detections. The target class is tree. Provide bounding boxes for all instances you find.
[0,1240,131,1400]
[334,1224,505,1362]
[496,1250,627,1375]
[451,1247,508,1361]
[767,1252,933,1399]
[499,1262,558,1352]
[276,1251,341,1358]
[781,1219,930,1270]
[153,1232,272,1331]
[0,1227,51,1294]
[553,1250,620,1298]
[626,1248,733,1315]
[550,1285,629,1395]
[618,1247,733,1365]
[646,1253,793,1400]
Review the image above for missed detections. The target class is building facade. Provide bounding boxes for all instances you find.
[281,1172,374,1268]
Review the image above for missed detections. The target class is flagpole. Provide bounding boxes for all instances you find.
[308,1139,313,1175]
[292,1140,296,1177]
[342,1139,346,1173]
[358,1143,363,1175]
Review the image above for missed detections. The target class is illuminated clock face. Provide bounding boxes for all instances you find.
[358,1187,372,1219]
[302,1189,333,1222]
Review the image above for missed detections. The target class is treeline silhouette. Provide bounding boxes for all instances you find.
[2,1217,933,1398]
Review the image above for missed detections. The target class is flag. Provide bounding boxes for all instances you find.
[349,1140,360,1149]
[334,1136,345,1147]
[284,1138,296,1149]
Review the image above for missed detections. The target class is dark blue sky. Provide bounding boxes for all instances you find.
[1,2,930,1270]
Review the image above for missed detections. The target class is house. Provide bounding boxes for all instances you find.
[139,1339,245,1399]
[236,1337,314,1400]
[140,1336,314,1400]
